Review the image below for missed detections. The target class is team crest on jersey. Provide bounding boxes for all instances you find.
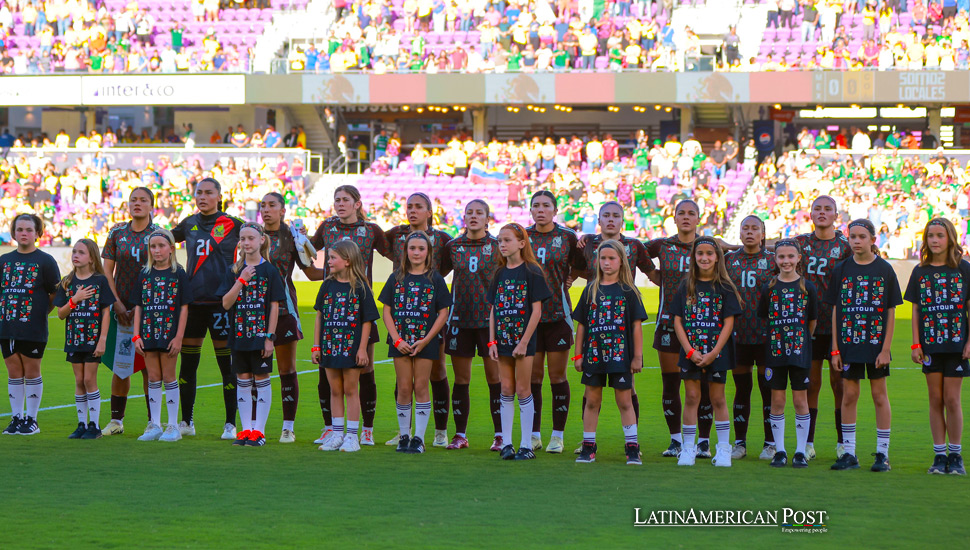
[214,225,225,238]
[661,333,671,346]
[483,244,492,256]
[357,226,366,237]
[765,367,773,381]
[829,247,841,258]
[552,236,562,248]
[625,244,632,256]
[758,258,768,269]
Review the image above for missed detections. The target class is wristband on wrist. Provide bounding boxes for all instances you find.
[69,298,77,309]
[311,346,321,352]
[686,348,695,359]
[237,277,247,286]
[394,338,403,347]
[830,350,840,356]
[910,343,921,350]
[486,341,497,347]
[571,354,583,361]
[131,335,141,343]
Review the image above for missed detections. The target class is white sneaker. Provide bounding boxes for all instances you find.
[137,422,163,441]
[531,435,543,451]
[433,429,448,447]
[319,433,344,451]
[712,443,733,467]
[159,424,182,442]
[731,442,747,459]
[759,444,776,460]
[360,427,375,446]
[806,442,817,460]
[178,421,196,436]
[314,428,333,445]
[385,434,402,446]
[835,443,845,460]
[340,434,361,452]
[220,423,237,440]
[101,419,124,436]
[546,435,565,454]
[279,429,296,443]
[677,445,697,466]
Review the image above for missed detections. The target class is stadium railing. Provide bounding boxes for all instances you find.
[5,147,319,173]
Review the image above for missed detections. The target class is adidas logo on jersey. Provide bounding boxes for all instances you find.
[191,225,199,231]
[557,339,567,346]
[733,260,740,266]
[31,349,38,354]
[958,366,965,372]
[285,331,293,337]
[618,377,626,383]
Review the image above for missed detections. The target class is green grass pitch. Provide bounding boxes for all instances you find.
[0,283,964,549]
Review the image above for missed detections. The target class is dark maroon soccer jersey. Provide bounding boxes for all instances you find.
[725,248,776,345]
[311,218,388,284]
[581,234,655,277]
[385,225,452,272]
[527,223,585,323]
[794,231,850,335]
[645,236,693,330]
[440,234,500,329]
[102,220,158,309]
[265,225,309,317]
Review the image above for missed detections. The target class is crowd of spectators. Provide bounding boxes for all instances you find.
[0,124,307,149]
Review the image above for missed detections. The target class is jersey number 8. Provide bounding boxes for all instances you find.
[469,256,478,273]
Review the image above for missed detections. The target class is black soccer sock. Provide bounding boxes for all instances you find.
[215,348,236,426]
[661,372,682,436]
[808,407,819,444]
[550,381,570,432]
[110,395,126,421]
[581,395,587,420]
[318,367,332,425]
[279,372,299,423]
[488,382,502,433]
[758,371,773,444]
[631,392,640,424]
[732,371,753,442]
[531,382,543,434]
[359,371,378,429]
[431,378,450,431]
[835,408,843,444]
[178,345,202,424]
[452,383,470,435]
[698,380,713,439]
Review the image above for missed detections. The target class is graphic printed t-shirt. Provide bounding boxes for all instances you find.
[572,282,648,374]
[0,249,61,341]
[757,278,818,370]
[527,224,585,323]
[725,248,776,345]
[378,271,453,347]
[440,234,500,329]
[314,279,380,368]
[487,263,552,356]
[102,221,158,308]
[904,261,970,355]
[133,266,194,349]
[824,257,903,363]
[219,262,286,352]
[671,280,742,371]
[795,231,850,335]
[53,273,115,353]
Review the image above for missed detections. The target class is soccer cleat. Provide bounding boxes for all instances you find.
[731,441,747,459]
[339,434,361,452]
[17,416,39,435]
[770,451,788,468]
[395,434,411,453]
[792,452,809,468]
[360,428,375,446]
[712,443,733,467]
[831,453,860,470]
[514,447,537,460]
[835,443,845,460]
[102,419,124,436]
[432,429,448,448]
[68,422,87,439]
[446,434,469,450]
[408,436,426,454]
[314,428,333,445]
[245,430,266,447]
[138,423,164,441]
[178,421,196,437]
[870,452,891,472]
[220,423,237,441]
[677,445,697,466]
[489,435,504,452]
[625,443,642,465]
[385,434,401,446]
[574,444,583,455]
[575,442,597,463]
[696,440,711,458]
[500,444,516,460]
[319,433,344,451]
[806,442,817,460]
[279,429,296,444]
[3,416,21,435]
[81,422,102,440]
[662,439,682,457]
[928,454,948,474]
[546,435,565,454]
[159,424,182,442]
[759,444,776,460]
[233,430,252,446]
[947,453,966,475]
[531,435,543,451]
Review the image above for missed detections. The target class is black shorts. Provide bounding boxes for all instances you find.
[841,362,889,381]
[680,364,729,384]
[185,304,230,340]
[652,324,681,353]
[66,352,102,365]
[811,333,832,362]
[0,339,46,359]
[765,365,810,391]
[274,313,303,346]
[581,371,634,389]
[444,326,490,358]
[388,336,441,361]
[736,343,766,367]
[142,347,170,354]
[231,349,274,375]
[535,320,573,353]
[368,321,379,347]
[922,353,970,378]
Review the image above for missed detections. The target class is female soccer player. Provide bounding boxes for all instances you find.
[0,214,60,436]
[171,178,244,440]
[826,219,902,472]
[312,240,380,453]
[311,185,389,446]
[905,218,968,475]
[379,232,452,454]
[488,223,552,460]
[572,240,647,465]
[55,239,115,439]
[259,192,325,443]
[757,239,817,468]
[527,190,585,453]
[725,215,776,460]
[132,229,193,442]
[101,188,158,436]
[671,237,742,467]
[439,199,503,450]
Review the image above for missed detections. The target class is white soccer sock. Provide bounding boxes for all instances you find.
[876,428,890,457]
[333,416,345,437]
[396,402,412,437]
[671,432,683,444]
[500,394,514,445]
[8,378,24,418]
[770,414,786,453]
[414,401,431,441]
[346,420,359,437]
[236,378,254,432]
[795,413,811,455]
[552,429,564,440]
[583,431,596,443]
[76,394,87,424]
[254,378,272,434]
[623,424,638,444]
[950,443,963,454]
[283,420,294,431]
[86,390,101,429]
[715,420,731,447]
[24,377,42,418]
[164,382,179,428]
[519,395,535,450]
[682,424,697,447]
[147,381,163,427]
[842,423,857,456]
